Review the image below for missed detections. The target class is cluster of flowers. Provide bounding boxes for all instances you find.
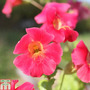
[2,0,90,89]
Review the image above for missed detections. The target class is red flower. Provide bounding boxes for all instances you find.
[11,80,34,90]
[68,0,90,20]
[13,28,63,77]
[2,0,22,17]
[71,41,90,83]
[35,2,78,42]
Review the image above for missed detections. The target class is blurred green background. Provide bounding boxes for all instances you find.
[0,0,90,89]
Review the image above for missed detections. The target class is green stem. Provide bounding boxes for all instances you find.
[24,0,43,10]
[59,72,65,90]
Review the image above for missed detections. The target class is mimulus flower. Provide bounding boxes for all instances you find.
[2,0,22,17]
[71,40,90,83]
[11,80,34,90]
[35,2,78,42]
[13,28,63,77]
[35,2,78,29]
[68,0,90,20]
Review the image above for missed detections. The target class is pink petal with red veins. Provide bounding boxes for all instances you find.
[45,43,63,65]
[26,27,54,45]
[77,64,90,83]
[64,28,79,42]
[16,82,34,90]
[13,34,32,54]
[42,57,56,75]
[13,54,33,75]
[29,60,43,77]
[71,40,88,65]
[2,0,12,17]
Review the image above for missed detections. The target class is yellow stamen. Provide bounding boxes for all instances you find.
[28,41,44,58]
[61,26,71,30]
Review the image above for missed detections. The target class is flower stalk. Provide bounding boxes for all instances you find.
[24,0,43,10]
[59,72,65,90]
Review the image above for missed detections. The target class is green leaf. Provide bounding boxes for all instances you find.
[49,69,57,78]
[38,78,55,90]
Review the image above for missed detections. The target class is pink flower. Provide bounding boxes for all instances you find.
[68,0,90,20]
[13,28,63,77]
[35,2,78,29]
[11,80,34,90]
[71,40,90,83]
[35,2,78,42]
[2,0,22,17]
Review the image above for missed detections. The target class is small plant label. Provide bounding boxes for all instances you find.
[0,79,11,90]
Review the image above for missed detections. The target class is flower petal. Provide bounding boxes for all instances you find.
[77,64,90,83]
[42,57,56,75]
[34,8,46,24]
[46,26,65,42]
[2,0,12,17]
[12,0,22,6]
[71,40,88,65]
[46,7,56,24]
[45,43,63,65]
[48,2,71,12]
[16,82,34,90]
[26,27,54,45]
[13,34,32,54]
[64,28,79,42]
[29,60,43,77]
[13,54,32,75]
[59,12,78,29]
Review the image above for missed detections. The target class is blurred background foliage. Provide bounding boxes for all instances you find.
[0,0,90,89]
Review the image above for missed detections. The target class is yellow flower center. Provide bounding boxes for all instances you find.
[53,18,62,30]
[28,41,44,58]
[53,18,71,30]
